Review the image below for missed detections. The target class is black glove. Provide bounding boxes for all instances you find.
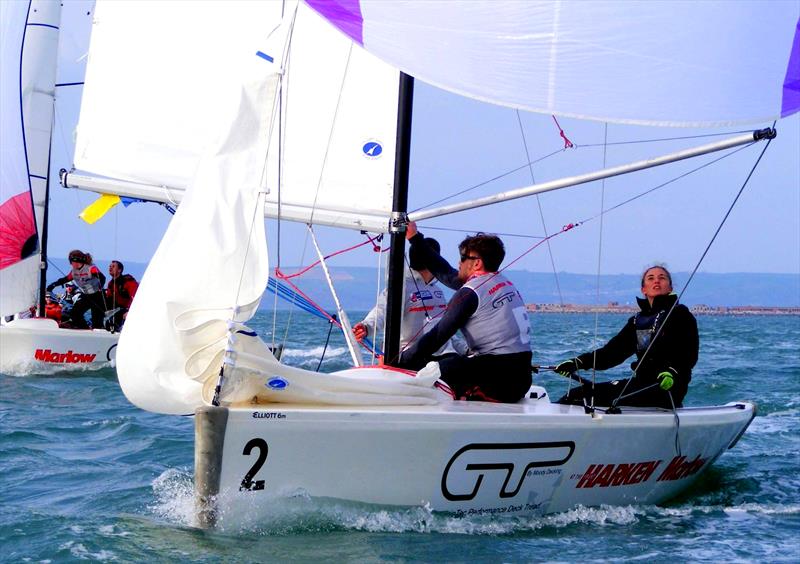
[46,283,56,292]
[555,357,582,376]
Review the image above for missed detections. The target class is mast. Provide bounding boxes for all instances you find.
[38,135,53,315]
[383,72,414,365]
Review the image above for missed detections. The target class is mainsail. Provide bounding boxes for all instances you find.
[0,0,61,318]
[73,1,399,232]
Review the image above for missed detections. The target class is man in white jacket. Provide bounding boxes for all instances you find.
[353,238,464,360]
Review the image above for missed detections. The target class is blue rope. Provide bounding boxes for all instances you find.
[266,277,329,320]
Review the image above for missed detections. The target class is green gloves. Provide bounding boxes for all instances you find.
[657,371,675,391]
[555,358,582,376]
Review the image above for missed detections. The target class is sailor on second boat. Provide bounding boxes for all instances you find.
[398,221,532,403]
[46,250,106,329]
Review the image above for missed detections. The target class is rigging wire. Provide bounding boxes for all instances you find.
[411,148,566,212]
[609,127,776,411]
[575,143,754,225]
[410,129,753,217]
[576,129,758,148]
[517,110,564,305]
[277,27,352,358]
[588,123,610,413]
[419,225,545,240]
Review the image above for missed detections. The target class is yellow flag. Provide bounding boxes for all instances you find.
[79,194,121,224]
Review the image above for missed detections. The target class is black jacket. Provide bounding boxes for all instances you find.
[575,293,698,396]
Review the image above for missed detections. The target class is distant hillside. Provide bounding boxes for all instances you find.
[47,260,799,310]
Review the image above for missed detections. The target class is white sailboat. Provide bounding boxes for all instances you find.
[65,0,797,528]
[0,0,118,374]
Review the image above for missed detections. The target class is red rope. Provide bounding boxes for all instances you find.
[274,232,390,357]
[552,115,574,149]
[278,233,383,280]
[396,222,583,356]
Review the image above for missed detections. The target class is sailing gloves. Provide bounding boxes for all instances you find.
[657,369,676,391]
[555,357,583,376]
[46,283,56,292]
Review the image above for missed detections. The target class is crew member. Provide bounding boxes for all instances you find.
[105,260,139,331]
[399,222,532,403]
[353,238,464,360]
[554,265,698,409]
[46,250,106,329]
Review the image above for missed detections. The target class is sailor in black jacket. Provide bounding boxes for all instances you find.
[555,265,698,409]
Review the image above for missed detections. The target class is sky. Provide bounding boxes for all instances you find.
[45,1,800,281]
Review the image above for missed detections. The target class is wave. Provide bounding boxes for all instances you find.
[147,466,799,537]
[283,346,349,359]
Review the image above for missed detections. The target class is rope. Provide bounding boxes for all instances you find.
[411,148,566,213]
[517,110,564,306]
[277,233,384,281]
[394,222,581,361]
[588,123,610,412]
[316,315,337,371]
[551,115,574,148]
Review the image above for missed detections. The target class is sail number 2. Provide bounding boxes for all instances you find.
[240,438,268,491]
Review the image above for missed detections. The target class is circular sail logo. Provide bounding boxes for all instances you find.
[266,377,288,390]
[362,140,383,159]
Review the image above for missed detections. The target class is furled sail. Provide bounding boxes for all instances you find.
[117,64,278,415]
[0,0,60,318]
[95,0,400,414]
[74,0,399,232]
[307,0,800,126]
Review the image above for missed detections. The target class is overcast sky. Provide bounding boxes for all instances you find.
[47,1,799,278]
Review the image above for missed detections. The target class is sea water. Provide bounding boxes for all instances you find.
[1,313,798,562]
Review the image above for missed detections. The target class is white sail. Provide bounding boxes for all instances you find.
[117,66,278,415]
[0,0,61,318]
[74,0,399,232]
[71,0,402,414]
[307,0,800,126]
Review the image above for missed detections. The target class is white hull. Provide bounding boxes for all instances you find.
[196,391,754,527]
[0,318,118,374]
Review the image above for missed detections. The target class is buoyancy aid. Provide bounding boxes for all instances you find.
[71,264,102,294]
[460,272,530,355]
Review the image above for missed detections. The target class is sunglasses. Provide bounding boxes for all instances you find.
[460,254,480,262]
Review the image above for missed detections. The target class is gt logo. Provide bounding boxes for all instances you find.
[441,441,575,501]
[491,291,515,308]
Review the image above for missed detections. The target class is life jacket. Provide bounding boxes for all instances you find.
[460,272,530,355]
[45,301,62,323]
[108,274,137,308]
[70,263,102,294]
[633,293,678,356]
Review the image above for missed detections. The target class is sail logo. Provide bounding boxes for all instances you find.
[34,349,97,364]
[362,140,383,158]
[266,377,288,390]
[441,441,575,501]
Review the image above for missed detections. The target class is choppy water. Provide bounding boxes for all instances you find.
[2,313,798,562]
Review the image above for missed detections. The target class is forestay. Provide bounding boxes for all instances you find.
[0,0,60,318]
[307,0,800,126]
[74,1,399,232]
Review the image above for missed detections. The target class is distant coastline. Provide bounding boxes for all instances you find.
[528,303,800,316]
